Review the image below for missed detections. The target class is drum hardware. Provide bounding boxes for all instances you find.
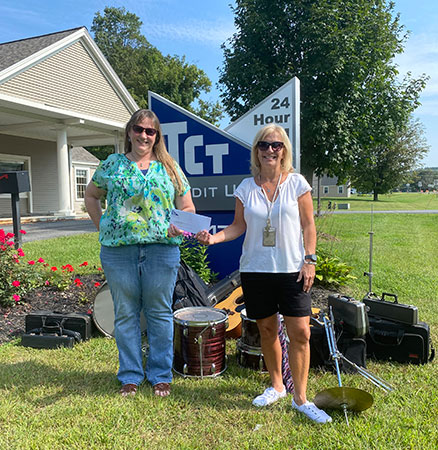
[314,308,393,426]
[173,307,227,378]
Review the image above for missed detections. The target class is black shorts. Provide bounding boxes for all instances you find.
[240,272,312,320]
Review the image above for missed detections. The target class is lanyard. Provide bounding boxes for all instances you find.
[261,173,282,226]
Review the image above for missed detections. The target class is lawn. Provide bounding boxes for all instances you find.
[314,191,438,211]
[0,203,437,449]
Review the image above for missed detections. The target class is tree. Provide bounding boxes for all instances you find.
[351,117,429,199]
[91,7,223,125]
[218,0,427,183]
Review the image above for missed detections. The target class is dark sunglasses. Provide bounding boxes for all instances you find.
[132,125,157,136]
[257,141,284,152]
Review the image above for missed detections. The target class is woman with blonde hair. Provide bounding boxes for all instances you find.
[196,124,331,423]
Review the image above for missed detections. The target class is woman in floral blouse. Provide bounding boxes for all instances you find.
[85,109,195,398]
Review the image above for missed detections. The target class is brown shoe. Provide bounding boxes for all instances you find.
[120,384,138,397]
[153,382,171,397]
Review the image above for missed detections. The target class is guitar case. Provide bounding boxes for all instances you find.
[206,270,241,306]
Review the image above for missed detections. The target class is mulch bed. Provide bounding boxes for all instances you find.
[0,279,334,346]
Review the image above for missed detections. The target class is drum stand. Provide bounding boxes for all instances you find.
[314,308,393,426]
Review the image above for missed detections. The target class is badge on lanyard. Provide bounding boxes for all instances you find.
[261,174,282,247]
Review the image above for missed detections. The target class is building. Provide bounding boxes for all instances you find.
[312,174,351,198]
[0,27,138,217]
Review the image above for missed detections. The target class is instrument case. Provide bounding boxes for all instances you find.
[328,294,369,337]
[366,316,435,365]
[21,333,76,349]
[25,310,92,341]
[206,270,241,306]
[363,292,419,325]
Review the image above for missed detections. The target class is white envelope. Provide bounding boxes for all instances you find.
[170,209,211,235]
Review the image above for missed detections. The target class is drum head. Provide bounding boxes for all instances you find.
[174,306,227,326]
[93,282,147,337]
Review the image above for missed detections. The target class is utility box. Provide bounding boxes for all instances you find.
[0,171,31,194]
[338,203,350,210]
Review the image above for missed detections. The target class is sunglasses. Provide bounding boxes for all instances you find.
[257,141,284,152]
[132,125,157,136]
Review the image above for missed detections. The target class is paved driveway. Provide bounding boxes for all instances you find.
[2,219,97,243]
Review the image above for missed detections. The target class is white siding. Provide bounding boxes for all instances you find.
[0,41,132,123]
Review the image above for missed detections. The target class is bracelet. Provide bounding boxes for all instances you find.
[304,261,317,265]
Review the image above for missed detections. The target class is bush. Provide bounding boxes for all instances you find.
[0,229,102,307]
[179,235,217,284]
[315,248,356,288]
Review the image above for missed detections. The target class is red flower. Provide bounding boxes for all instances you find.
[18,248,25,257]
[5,232,14,239]
[28,260,35,265]
[45,280,50,286]
[97,267,102,271]
[12,280,20,287]
[0,245,5,251]
[37,257,45,263]
[19,229,26,234]
[6,241,14,247]
[62,264,74,272]
[13,294,20,302]
[74,278,83,286]
[79,261,88,267]
[94,282,101,287]
[51,266,58,271]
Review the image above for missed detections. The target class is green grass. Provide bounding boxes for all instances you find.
[1,204,438,449]
[314,191,438,211]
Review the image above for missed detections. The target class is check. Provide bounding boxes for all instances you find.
[170,209,211,235]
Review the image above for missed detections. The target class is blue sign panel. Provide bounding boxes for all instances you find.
[149,92,251,277]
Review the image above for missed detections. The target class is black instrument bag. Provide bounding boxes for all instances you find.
[366,316,435,365]
[25,310,92,341]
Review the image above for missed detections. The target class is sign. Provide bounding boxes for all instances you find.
[149,92,250,276]
[225,77,301,172]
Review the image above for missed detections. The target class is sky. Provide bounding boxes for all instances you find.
[0,0,437,167]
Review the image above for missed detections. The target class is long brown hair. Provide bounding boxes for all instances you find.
[124,109,185,195]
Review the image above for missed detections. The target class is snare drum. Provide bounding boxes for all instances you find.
[93,282,147,337]
[236,339,267,372]
[173,307,228,378]
[240,309,262,348]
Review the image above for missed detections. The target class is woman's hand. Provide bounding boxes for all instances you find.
[167,224,183,238]
[195,229,215,246]
[297,263,316,293]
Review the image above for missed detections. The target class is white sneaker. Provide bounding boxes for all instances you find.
[252,386,287,407]
[292,399,332,423]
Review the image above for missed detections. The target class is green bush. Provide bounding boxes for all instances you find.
[179,236,217,284]
[315,248,356,288]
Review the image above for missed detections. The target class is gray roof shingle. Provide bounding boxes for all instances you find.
[0,27,85,72]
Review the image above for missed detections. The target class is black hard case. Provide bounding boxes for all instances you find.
[363,292,419,325]
[366,316,435,365]
[205,270,241,306]
[25,310,92,341]
[328,294,369,337]
[21,334,76,349]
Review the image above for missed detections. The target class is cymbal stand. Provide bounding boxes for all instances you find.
[322,308,393,425]
[364,204,375,296]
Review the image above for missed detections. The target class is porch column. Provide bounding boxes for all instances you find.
[56,128,74,216]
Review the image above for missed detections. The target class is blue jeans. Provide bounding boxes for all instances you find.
[100,243,180,387]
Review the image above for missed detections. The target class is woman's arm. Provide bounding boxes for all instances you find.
[195,198,246,245]
[297,191,317,292]
[84,182,106,231]
[175,190,196,213]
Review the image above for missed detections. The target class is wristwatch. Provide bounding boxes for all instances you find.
[304,254,317,265]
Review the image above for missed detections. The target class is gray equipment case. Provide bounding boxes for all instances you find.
[328,294,369,337]
[363,292,418,325]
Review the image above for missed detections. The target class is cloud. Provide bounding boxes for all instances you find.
[395,31,438,97]
[144,19,236,47]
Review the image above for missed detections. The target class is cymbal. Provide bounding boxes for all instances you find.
[314,387,373,412]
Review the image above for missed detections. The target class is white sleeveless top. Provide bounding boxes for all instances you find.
[234,173,311,273]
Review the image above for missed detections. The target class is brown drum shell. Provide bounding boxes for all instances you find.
[240,311,261,348]
[236,339,267,372]
[173,308,227,377]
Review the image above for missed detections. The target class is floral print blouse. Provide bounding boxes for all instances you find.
[92,153,190,247]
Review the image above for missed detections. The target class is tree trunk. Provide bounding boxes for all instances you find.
[373,191,379,201]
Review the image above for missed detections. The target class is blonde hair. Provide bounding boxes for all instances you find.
[124,109,185,195]
[250,124,294,177]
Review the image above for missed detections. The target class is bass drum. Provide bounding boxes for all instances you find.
[93,281,147,337]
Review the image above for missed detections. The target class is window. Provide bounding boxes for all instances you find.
[75,168,88,199]
[323,186,329,194]
[0,161,24,171]
[338,185,344,194]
